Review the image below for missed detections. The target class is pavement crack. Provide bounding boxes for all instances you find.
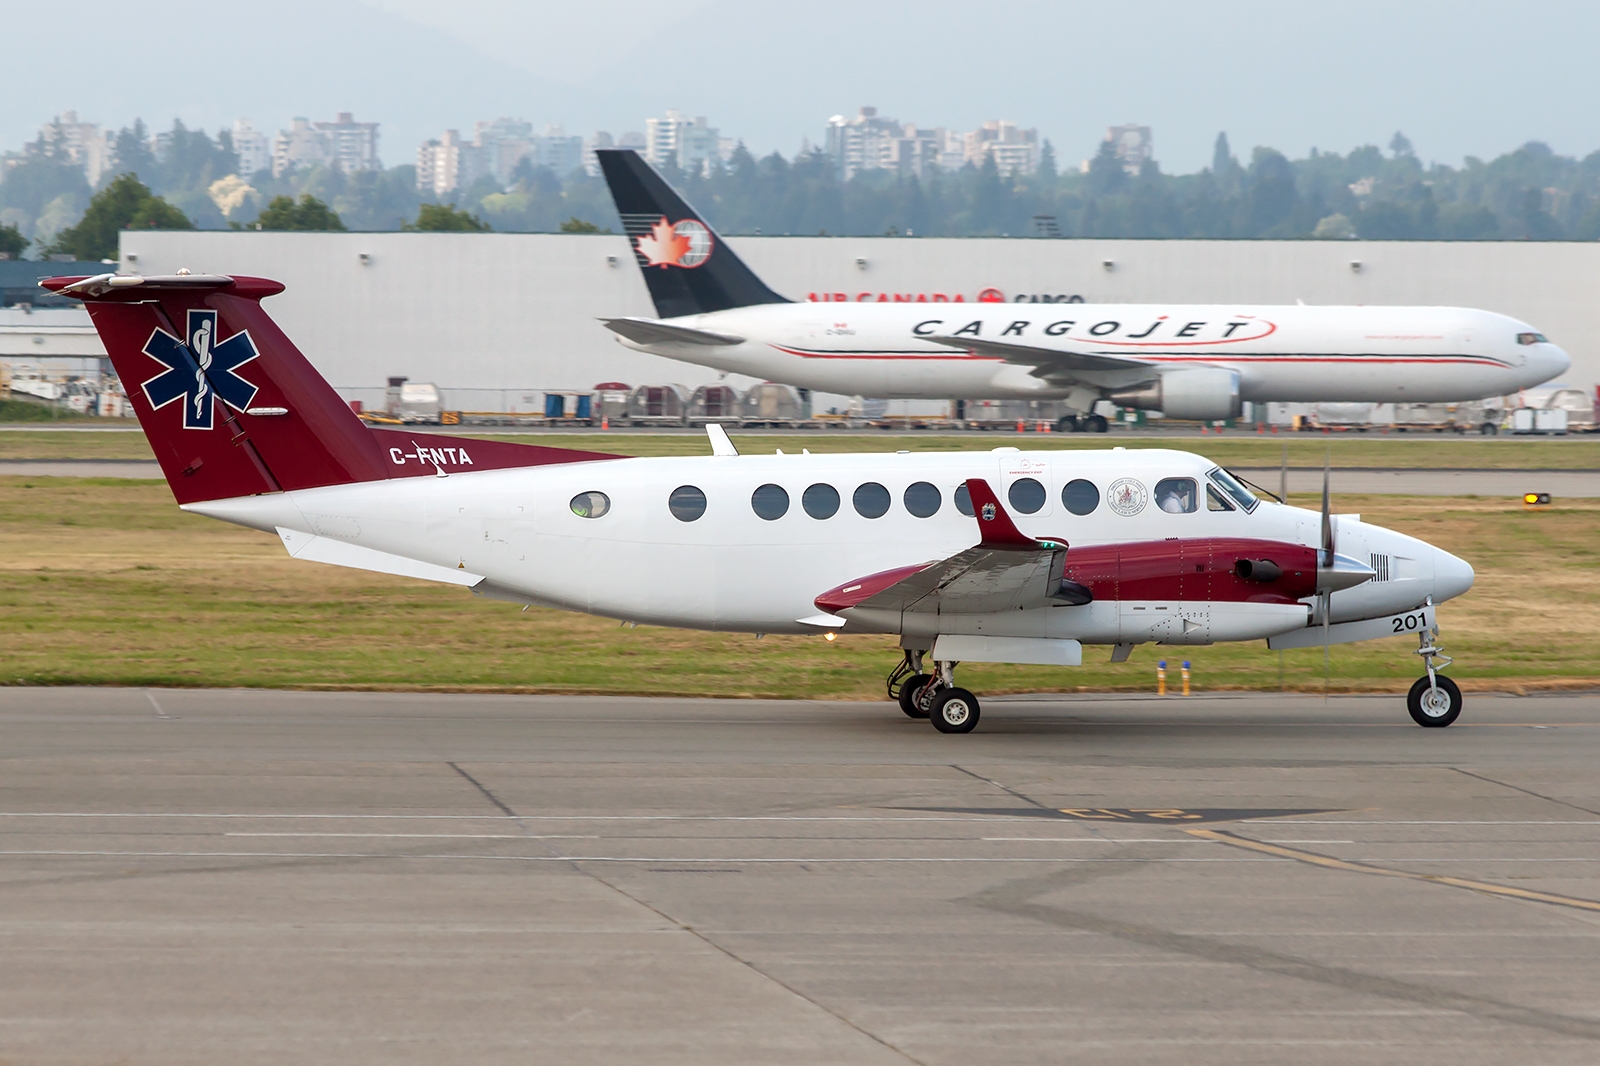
[442,762,926,1064]
[947,764,1053,810]
[1451,767,1600,818]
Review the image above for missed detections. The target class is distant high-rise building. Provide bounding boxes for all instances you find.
[231,119,270,178]
[645,111,724,174]
[272,113,380,178]
[474,117,535,187]
[533,123,584,177]
[964,120,1040,176]
[585,130,646,175]
[28,111,112,186]
[313,112,381,173]
[415,130,485,197]
[1103,124,1152,175]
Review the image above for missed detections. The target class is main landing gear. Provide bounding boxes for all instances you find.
[888,651,981,733]
[1054,414,1110,434]
[1408,621,1462,727]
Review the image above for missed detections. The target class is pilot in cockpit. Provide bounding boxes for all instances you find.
[1155,477,1196,514]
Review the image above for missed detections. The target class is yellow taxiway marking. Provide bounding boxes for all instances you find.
[1187,828,1600,913]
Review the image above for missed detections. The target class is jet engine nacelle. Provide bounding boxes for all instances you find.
[1109,369,1242,421]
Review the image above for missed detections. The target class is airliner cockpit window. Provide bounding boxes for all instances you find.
[1207,485,1235,511]
[1517,332,1549,345]
[1207,467,1260,512]
[1154,477,1197,514]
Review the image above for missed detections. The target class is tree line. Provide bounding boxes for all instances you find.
[5,117,1600,259]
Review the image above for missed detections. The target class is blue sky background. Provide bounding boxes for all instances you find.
[4,0,1596,173]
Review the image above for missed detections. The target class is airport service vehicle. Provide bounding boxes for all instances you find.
[44,271,1475,733]
[596,149,1570,431]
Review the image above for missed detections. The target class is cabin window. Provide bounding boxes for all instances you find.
[1008,477,1046,514]
[953,484,974,516]
[853,482,891,518]
[1155,477,1197,514]
[668,485,707,522]
[1517,332,1548,345]
[570,491,610,518]
[1206,485,1235,511]
[751,483,790,520]
[903,481,941,518]
[802,483,840,519]
[1207,467,1259,512]
[1062,479,1098,515]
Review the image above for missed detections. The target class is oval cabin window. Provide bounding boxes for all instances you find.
[903,481,941,518]
[668,485,707,522]
[751,483,790,520]
[1062,479,1098,515]
[1008,477,1046,514]
[802,483,840,519]
[953,483,974,516]
[853,482,891,518]
[570,491,610,518]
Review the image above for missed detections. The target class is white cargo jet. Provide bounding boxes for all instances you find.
[46,270,1475,733]
[597,150,1570,431]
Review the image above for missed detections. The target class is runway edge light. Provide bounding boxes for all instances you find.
[1523,492,1552,509]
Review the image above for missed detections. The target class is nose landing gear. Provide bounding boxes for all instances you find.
[1408,621,1461,727]
[888,652,982,732]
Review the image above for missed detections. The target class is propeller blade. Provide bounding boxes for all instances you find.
[1320,450,1332,561]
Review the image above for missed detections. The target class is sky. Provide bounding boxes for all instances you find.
[5,0,1599,173]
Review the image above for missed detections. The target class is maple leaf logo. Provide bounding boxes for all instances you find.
[635,216,692,268]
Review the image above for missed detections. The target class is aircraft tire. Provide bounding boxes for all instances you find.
[1085,414,1109,433]
[1407,675,1462,727]
[898,674,932,718]
[1056,416,1080,434]
[929,688,981,733]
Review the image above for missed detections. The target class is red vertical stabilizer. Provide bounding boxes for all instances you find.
[41,273,619,504]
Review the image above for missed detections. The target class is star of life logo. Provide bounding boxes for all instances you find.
[622,214,713,269]
[1106,478,1148,517]
[140,309,260,430]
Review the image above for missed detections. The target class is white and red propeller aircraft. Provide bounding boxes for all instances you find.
[596,149,1570,431]
[45,271,1474,733]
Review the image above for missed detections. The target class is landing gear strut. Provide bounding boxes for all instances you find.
[890,654,981,732]
[1407,618,1461,727]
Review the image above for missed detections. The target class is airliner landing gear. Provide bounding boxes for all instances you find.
[926,660,981,733]
[1408,624,1462,727]
[888,651,931,718]
[1084,414,1109,433]
[1055,415,1080,433]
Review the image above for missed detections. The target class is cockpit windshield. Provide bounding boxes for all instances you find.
[1208,467,1259,513]
[1517,332,1549,346]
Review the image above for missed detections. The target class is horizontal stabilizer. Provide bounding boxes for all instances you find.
[601,317,745,347]
[278,527,485,587]
[926,335,1154,374]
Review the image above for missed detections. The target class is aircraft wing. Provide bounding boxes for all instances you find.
[601,316,745,347]
[925,335,1153,375]
[811,479,1091,620]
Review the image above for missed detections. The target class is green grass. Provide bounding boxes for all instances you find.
[1,477,1595,696]
[1,427,1596,468]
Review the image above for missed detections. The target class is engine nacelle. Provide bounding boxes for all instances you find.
[1109,368,1242,421]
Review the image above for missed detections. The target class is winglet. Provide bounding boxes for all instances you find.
[964,478,1038,547]
[706,423,738,456]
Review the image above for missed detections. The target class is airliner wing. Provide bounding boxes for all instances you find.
[810,479,1091,620]
[600,316,745,347]
[926,335,1153,374]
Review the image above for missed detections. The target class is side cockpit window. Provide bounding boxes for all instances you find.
[1206,485,1235,511]
[1517,332,1548,345]
[1155,477,1197,514]
[1207,467,1260,512]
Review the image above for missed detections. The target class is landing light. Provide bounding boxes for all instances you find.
[824,632,837,642]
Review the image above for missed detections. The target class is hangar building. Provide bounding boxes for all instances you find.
[110,231,1600,410]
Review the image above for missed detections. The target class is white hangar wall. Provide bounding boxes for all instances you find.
[120,232,1598,403]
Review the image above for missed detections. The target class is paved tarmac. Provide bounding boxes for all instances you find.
[2,687,1598,1065]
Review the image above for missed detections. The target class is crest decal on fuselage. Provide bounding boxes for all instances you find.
[1106,477,1148,517]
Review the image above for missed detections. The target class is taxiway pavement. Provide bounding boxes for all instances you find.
[2,688,1598,1065]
